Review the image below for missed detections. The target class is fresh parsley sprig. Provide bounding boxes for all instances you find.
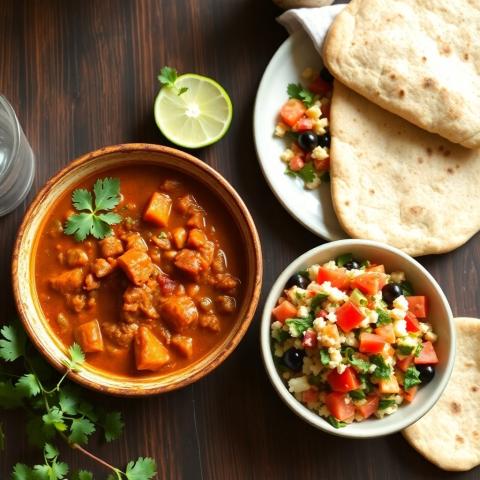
[158,66,188,96]
[0,321,157,479]
[287,83,315,108]
[64,178,122,242]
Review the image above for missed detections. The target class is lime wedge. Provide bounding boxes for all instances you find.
[154,74,233,149]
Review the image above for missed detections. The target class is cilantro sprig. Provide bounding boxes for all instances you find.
[158,66,188,96]
[1,321,156,479]
[287,83,315,108]
[404,365,422,391]
[64,178,122,242]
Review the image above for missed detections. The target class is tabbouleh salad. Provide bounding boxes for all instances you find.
[271,254,439,428]
[274,66,333,190]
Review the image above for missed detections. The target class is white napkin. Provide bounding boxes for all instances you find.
[277,4,346,56]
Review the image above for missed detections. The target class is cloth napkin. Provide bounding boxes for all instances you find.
[277,4,346,56]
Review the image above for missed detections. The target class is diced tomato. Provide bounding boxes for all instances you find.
[327,366,360,393]
[289,155,305,172]
[313,156,330,171]
[302,388,319,404]
[403,386,418,403]
[356,395,379,419]
[350,272,387,295]
[379,375,400,394]
[414,341,439,365]
[396,355,413,372]
[272,300,297,324]
[325,392,355,421]
[308,77,331,96]
[366,264,385,273]
[375,324,396,343]
[316,266,350,290]
[359,332,386,354]
[407,296,427,318]
[336,301,364,333]
[405,311,421,333]
[292,117,313,132]
[280,99,306,127]
[302,329,318,349]
[316,309,328,319]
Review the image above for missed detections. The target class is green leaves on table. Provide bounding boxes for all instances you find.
[64,177,122,242]
[158,66,188,96]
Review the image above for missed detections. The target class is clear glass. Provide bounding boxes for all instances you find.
[0,95,35,216]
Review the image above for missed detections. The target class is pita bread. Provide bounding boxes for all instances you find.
[403,317,480,472]
[323,0,480,148]
[329,81,480,256]
[273,0,333,8]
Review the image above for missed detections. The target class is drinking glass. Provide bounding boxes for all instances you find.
[0,95,35,216]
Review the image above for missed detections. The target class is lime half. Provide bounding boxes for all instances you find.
[154,74,233,149]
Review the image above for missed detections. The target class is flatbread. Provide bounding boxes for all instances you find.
[403,317,480,472]
[273,0,334,8]
[329,81,480,256]
[323,0,480,148]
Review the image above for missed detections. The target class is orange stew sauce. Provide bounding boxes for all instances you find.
[34,165,244,378]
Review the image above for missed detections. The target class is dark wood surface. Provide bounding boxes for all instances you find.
[0,0,479,478]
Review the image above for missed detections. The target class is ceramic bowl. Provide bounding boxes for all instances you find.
[260,239,455,438]
[13,143,262,396]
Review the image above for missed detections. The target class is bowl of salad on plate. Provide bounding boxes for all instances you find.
[260,240,455,438]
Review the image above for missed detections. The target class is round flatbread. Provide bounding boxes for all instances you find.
[330,81,480,256]
[273,0,334,8]
[402,317,480,472]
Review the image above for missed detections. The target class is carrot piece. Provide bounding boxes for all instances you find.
[143,192,172,227]
[134,327,170,371]
[75,320,104,353]
[117,249,154,285]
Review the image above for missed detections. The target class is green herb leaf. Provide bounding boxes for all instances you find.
[69,417,95,445]
[51,461,69,479]
[103,411,124,442]
[343,347,370,373]
[284,166,297,178]
[178,86,188,96]
[0,380,23,408]
[42,407,65,427]
[400,280,414,296]
[71,189,93,212]
[158,66,177,87]
[62,343,85,372]
[125,457,157,480]
[26,415,55,447]
[378,398,396,410]
[0,324,26,361]
[287,83,315,107]
[59,388,79,415]
[376,308,392,326]
[285,317,313,337]
[93,178,121,211]
[336,253,353,267]
[297,163,316,184]
[326,415,347,429]
[370,355,392,379]
[414,342,424,358]
[319,349,330,366]
[97,212,122,225]
[73,471,94,480]
[44,442,59,460]
[16,373,41,397]
[310,293,328,312]
[404,365,422,390]
[12,463,33,480]
[349,390,366,400]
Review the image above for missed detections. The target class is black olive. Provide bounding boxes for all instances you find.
[283,348,305,372]
[417,365,435,384]
[318,132,331,148]
[285,273,310,290]
[298,131,318,152]
[320,67,334,83]
[344,260,360,270]
[381,283,403,305]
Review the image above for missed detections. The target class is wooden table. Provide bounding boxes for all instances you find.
[0,0,478,478]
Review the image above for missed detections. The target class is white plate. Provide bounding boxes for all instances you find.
[253,30,345,241]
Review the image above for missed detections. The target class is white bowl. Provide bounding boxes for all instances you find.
[260,239,455,438]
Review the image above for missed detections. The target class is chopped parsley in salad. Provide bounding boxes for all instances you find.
[275,67,333,190]
[271,254,439,428]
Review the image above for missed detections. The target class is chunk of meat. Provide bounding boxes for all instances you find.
[99,236,124,258]
[124,232,148,252]
[199,314,220,332]
[92,258,115,278]
[50,268,84,293]
[75,320,104,353]
[171,335,193,358]
[150,233,171,250]
[187,211,206,229]
[66,293,87,313]
[172,227,187,249]
[157,274,177,296]
[102,321,139,348]
[215,295,236,314]
[117,249,154,285]
[209,273,240,292]
[175,194,197,214]
[174,249,207,276]
[65,248,89,267]
[161,296,198,332]
[198,241,215,267]
[143,192,172,227]
[187,228,208,248]
[211,249,227,273]
[134,326,170,371]
[122,283,159,323]
[84,273,100,291]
